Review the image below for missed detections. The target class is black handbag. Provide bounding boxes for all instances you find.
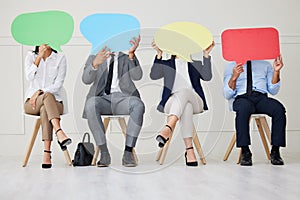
[72,132,95,166]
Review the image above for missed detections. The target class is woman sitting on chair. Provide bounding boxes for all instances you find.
[150,41,214,166]
[24,44,72,169]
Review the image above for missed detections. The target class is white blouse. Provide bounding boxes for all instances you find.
[172,58,193,93]
[24,51,67,101]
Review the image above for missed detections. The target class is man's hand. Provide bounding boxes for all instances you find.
[272,55,283,84]
[92,46,111,69]
[129,35,141,59]
[228,63,244,90]
[232,63,244,80]
[273,55,283,72]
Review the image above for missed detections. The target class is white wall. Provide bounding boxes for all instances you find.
[1,0,299,158]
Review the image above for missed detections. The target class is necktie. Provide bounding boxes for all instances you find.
[105,54,114,95]
[246,60,252,95]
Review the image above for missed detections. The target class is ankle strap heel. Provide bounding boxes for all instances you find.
[186,147,194,151]
[165,124,173,132]
[156,124,173,148]
[42,150,52,169]
[185,147,198,167]
[55,128,72,151]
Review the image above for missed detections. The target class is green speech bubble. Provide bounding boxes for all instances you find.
[11,10,74,51]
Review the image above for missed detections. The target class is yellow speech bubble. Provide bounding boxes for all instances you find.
[154,22,213,62]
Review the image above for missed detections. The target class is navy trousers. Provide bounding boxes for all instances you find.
[233,92,286,147]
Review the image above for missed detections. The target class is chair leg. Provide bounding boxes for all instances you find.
[260,116,271,143]
[192,127,206,165]
[118,117,138,163]
[22,118,41,167]
[237,148,242,164]
[63,148,73,166]
[91,146,99,166]
[156,126,206,165]
[255,117,271,160]
[91,118,111,166]
[223,132,236,161]
[156,147,163,161]
[157,132,173,165]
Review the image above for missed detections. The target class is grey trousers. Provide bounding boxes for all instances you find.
[85,92,145,147]
[164,89,203,138]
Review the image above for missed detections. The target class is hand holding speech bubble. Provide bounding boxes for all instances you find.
[80,14,140,54]
[11,10,74,51]
[154,22,213,62]
[221,27,280,64]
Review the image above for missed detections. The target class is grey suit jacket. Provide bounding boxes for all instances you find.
[82,52,142,118]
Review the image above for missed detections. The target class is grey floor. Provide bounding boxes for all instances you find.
[0,152,299,200]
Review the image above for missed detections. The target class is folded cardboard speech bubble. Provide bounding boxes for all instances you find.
[11,10,74,51]
[221,27,280,64]
[154,22,213,62]
[80,14,140,54]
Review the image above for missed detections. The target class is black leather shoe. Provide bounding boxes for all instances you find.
[270,150,284,165]
[240,151,252,166]
[122,151,137,167]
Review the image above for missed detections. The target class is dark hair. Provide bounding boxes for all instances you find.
[33,46,57,54]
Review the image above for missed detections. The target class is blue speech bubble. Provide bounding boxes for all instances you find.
[80,13,140,54]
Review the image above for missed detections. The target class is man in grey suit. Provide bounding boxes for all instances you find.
[82,36,145,167]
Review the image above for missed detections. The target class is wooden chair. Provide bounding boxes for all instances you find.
[91,115,138,166]
[223,114,271,164]
[156,123,206,165]
[22,88,72,167]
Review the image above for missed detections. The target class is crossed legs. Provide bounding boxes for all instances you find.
[24,92,72,167]
[158,89,204,164]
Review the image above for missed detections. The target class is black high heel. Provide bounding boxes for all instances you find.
[185,147,198,167]
[42,150,52,169]
[55,128,72,151]
[156,125,173,147]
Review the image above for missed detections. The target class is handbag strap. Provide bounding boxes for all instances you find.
[82,132,90,143]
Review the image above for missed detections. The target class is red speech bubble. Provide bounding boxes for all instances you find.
[221,27,280,64]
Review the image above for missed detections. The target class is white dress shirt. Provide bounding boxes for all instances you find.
[106,52,122,94]
[24,51,67,101]
[172,58,193,93]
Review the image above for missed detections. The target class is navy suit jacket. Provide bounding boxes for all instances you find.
[150,55,212,112]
